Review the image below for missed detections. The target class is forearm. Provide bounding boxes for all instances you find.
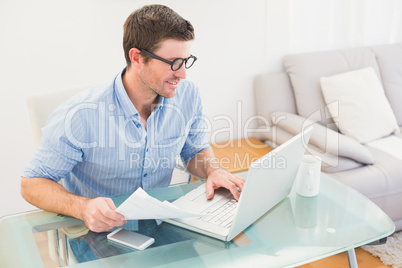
[185,148,223,179]
[20,177,88,220]
[21,177,126,232]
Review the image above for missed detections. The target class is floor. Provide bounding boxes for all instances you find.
[298,248,391,268]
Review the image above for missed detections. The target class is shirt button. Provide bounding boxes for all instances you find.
[146,148,149,152]
[144,173,147,177]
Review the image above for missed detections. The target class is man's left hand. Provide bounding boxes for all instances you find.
[205,168,245,201]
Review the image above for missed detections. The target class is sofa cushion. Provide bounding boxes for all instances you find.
[283,47,381,131]
[367,135,402,160]
[320,67,399,143]
[372,43,402,125]
[329,144,402,224]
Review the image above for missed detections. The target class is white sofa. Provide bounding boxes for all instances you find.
[254,43,402,231]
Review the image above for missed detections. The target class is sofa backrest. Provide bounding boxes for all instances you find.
[372,44,402,125]
[254,72,297,126]
[254,43,402,129]
[283,47,381,131]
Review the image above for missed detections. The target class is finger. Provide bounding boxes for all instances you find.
[100,219,126,231]
[104,198,117,210]
[227,183,241,201]
[85,212,113,232]
[103,210,127,226]
[223,174,244,189]
[88,199,124,230]
[97,214,124,231]
[235,174,246,182]
[103,198,126,221]
[221,175,243,200]
[89,221,112,233]
[83,198,122,232]
[91,219,126,233]
[230,175,245,191]
[205,179,215,200]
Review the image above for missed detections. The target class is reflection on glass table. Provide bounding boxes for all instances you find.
[0,173,395,267]
[33,219,235,267]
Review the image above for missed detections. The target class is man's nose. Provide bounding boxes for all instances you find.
[174,65,187,79]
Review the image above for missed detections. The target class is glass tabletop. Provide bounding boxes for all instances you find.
[0,173,395,267]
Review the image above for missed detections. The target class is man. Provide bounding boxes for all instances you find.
[21,4,244,233]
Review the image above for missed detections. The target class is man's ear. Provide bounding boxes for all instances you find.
[129,48,142,66]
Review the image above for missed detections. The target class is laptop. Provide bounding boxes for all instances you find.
[163,127,313,241]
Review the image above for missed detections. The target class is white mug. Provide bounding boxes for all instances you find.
[296,155,322,197]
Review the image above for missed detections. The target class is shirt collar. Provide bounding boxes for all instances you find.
[114,68,166,118]
[114,68,139,118]
[156,95,166,110]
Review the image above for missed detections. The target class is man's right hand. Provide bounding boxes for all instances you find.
[81,197,127,232]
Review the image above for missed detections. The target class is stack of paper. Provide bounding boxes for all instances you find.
[116,187,205,220]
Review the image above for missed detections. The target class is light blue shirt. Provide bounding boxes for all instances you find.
[23,69,210,198]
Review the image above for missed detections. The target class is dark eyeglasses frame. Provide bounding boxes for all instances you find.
[140,49,197,71]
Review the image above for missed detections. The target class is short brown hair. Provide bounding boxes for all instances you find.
[123,4,195,67]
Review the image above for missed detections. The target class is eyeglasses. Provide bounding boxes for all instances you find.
[140,49,197,71]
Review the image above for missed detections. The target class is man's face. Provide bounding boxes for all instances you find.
[139,39,193,99]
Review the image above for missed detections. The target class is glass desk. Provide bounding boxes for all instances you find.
[0,173,395,268]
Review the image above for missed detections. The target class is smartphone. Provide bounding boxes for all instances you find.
[107,228,155,250]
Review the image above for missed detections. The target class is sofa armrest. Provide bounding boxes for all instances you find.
[256,125,364,173]
[268,112,374,165]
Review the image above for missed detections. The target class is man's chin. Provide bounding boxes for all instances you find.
[165,90,177,98]
[163,84,178,98]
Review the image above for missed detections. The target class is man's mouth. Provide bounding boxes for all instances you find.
[166,80,180,85]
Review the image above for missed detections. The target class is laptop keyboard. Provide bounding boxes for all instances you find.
[199,199,238,228]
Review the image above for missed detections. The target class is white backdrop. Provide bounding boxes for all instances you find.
[1,0,401,217]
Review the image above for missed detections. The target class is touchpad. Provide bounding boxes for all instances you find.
[192,188,231,204]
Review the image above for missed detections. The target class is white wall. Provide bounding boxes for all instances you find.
[1,0,402,217]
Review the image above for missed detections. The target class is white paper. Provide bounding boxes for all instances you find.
[116,187,205,220]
